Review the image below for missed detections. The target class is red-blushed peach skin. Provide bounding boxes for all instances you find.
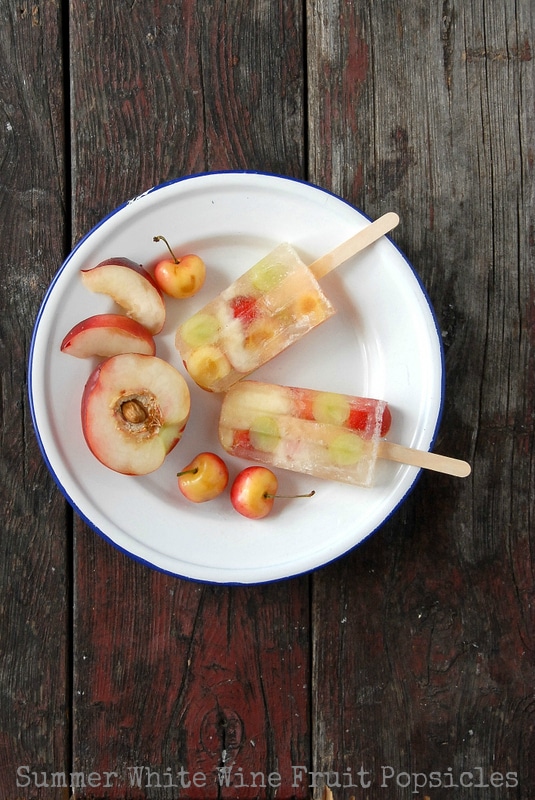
[81,353,190,475]
[80,257,166,335]
[61,313,156,358]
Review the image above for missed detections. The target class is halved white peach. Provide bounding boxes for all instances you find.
[61,314,155,358]
[81,353,190,475]
[80,257,166,334]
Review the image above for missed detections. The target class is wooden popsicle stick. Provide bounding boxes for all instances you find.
[378,440,471,478]
[308,211,400,280]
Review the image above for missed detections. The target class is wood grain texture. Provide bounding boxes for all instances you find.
[69,0,305,239]
[308,0,535,797]
[70,1,310,797]
[74,533,311,799]
[2,0,533,797]
[0,1,69,798]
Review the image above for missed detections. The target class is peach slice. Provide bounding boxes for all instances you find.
[61,314,156,358]
[81,353,190,475]
[80,257,166,334]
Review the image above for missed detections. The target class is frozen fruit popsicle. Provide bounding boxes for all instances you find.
[175,213,399,392]
[219,380,471,486]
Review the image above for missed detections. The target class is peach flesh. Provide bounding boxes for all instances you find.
[81,353,190,475]
[80,258,166,335]
[60,313,155,358]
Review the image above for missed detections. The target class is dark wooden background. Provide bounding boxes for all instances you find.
[1,1,534,798]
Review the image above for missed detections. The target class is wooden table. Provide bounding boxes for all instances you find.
[1,1,533,798]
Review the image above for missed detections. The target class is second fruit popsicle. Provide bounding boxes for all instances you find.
[219,380,471,486]
[219,380,392,487]
[175,213,399,392]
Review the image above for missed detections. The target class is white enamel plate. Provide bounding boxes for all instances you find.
[29,172,444,584]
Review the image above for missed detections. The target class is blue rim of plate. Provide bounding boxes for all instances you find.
[28,170,445,584]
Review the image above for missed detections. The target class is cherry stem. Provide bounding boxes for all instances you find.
[154,235,179,263]
[177,467,199,477]
[264,490,315,500]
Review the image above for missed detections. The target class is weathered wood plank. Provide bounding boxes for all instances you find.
[70,0,305,231]
[0,1,69,798]
[308,0,534,797]
[70,1,310,797]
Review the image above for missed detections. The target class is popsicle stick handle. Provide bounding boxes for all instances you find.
[308,211,400,280]
[378,440,471,478]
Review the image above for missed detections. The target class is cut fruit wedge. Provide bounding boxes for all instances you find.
[80,257,166,334]
[61,314,156,358]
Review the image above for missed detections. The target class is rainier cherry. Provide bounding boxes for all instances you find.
[177,452,229,503]
[230,466,315,519]
[153,235,206,299]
